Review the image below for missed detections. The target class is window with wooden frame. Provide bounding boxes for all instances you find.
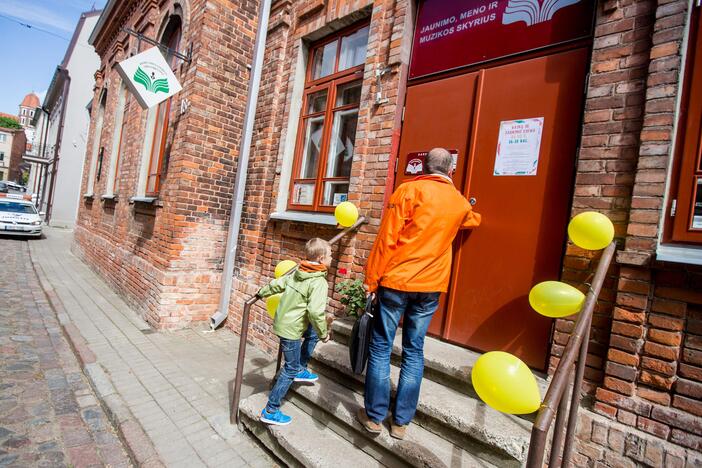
[144,16,181,196]
[106,82,129,196]
[288,22,370,212]
[86,90,107,196]
[667,6,702,244]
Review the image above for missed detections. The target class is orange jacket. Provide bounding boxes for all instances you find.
[365,175,481,293]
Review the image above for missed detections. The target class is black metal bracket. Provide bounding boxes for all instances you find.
[121,27,192,64]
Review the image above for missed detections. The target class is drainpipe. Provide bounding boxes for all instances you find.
[45,68,71,223]
[210,0,272,330]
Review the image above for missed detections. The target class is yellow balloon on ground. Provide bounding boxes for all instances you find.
[274,260,297,279]
[529,281,586,318]
[266,294,281,319]
[471,351,541,415]
[568,211,614,250]
[335,201,359,227]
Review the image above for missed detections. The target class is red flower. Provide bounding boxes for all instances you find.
[339,268,348,275]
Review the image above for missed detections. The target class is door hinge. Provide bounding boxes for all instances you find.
[394,157,399,173]
[583,73,590,94]
[402,106,406,122]
[671,199,677,217]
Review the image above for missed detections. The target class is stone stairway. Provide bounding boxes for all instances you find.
[239,318,546,467]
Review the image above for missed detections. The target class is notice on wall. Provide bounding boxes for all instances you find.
[493,118,544,176]
[404,150,458,175]
[293,184,314,205]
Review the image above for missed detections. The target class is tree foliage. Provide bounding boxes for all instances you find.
[0,116,21,130]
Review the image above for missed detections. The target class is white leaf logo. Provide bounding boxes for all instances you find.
[502,0,581,26]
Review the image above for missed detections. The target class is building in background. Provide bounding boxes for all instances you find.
[0,125,27,183]
[18,92,40,152]
[30,10,101,227]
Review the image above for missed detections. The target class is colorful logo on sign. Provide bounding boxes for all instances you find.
[503,0,581,26]
[407,158,424,174]
[133,65,170,94]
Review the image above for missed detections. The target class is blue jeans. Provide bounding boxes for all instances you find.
[364,287,440,425]
[265,325,319,413]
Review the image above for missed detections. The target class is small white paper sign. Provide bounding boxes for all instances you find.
[494,118,544,176]
[116,47,183,109]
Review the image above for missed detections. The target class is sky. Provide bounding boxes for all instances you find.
[0,0,107,115]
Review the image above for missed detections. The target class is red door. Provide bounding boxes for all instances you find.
[396,48,589,369]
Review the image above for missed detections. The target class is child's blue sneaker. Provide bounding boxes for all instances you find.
[294,368,319,382]
[260,408,292,425]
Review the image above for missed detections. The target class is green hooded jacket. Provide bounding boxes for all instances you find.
[258,269,329,340]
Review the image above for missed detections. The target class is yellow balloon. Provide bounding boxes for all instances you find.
[335,201,359,227]
[568,211,614,250]
[266,294,281,319]
[274,260,297,279]
[529,281,585,318]
[471,351,541,415]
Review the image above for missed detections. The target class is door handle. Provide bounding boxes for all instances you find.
[469,197,477,206]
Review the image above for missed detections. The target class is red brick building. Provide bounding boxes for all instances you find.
[73,0,259,328]
[75,0,702,464]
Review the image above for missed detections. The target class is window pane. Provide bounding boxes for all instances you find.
[312,41,337,80]
[339,26,369,71]
[298,116,325,179]
[322,182,349,206]
[306,90,328,114]
[335,81,362,107]
[325,108,358,179]
[293,183,315,206]
[146,100,168,193]
[692,178,702,230]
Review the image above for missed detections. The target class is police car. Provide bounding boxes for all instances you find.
[0,194,43,238]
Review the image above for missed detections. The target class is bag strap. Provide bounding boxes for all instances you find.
[365,294,375,318]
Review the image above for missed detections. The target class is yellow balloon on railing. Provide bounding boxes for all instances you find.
[274,260,297,279]
[266,294,281,319]
[471,351,541,415]
[529,281,586,318]
[335,201,359,227]
[568,211,614,250]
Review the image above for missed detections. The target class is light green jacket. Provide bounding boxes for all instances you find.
[258,269,329,340]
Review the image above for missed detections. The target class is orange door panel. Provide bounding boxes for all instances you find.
[446,48,589,370]
[395,72,479,336]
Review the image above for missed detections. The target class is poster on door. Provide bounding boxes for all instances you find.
[493,118,544,176]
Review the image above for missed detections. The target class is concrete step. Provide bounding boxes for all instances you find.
[310,340,533,463]
[239,392,384,468]
[331,318,549,400]
[289,370,511,467]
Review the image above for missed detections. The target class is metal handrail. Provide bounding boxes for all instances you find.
[230,216,367,424]
[526,241,617,467]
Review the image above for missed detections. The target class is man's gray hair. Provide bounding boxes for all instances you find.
[425,148,453,176]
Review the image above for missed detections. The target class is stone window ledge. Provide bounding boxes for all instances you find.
[655,244,702,266]
[101,194,118,201]
[83,193,94,199]
[129,196,158,205]
[270,211,337,226]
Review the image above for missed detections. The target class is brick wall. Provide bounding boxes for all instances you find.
[227,0,412,353]
[8,129,26,183]
[73,0,258,329]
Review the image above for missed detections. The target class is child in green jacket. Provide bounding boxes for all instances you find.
[258,238,332,425]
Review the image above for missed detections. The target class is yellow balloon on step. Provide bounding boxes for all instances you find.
[471,351,541,415]
[274,260,297,279]
[529,281,585,318]
[266,294,281,319]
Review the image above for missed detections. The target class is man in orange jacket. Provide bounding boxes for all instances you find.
[357,147,481,439]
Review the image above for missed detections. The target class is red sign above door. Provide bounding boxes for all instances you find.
[409,0,594,79]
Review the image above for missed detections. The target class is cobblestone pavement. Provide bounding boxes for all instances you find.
[0,238,131,467]
[28,228,278,468]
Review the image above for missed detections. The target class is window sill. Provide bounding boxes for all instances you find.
[101,194,117,201]
[83,193,94,199]
[129,196,158,205]
[270,211,338,226]
[656,244,702,266]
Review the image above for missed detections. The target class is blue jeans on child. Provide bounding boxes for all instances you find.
[364,287,440,425]
[265,324,319,413]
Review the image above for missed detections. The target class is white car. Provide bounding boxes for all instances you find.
[0,196,43,238]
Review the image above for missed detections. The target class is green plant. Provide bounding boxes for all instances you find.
[336,279,366,318]
[0,116,21,130]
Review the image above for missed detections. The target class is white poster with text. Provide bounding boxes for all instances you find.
[493,117,544,176]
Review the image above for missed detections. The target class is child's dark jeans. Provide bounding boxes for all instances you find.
[265,324,319,413]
